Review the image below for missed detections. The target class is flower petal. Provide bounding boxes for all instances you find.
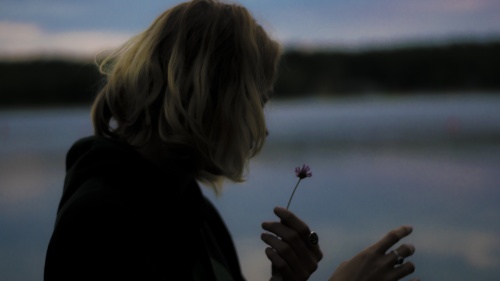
[295,164,312,179]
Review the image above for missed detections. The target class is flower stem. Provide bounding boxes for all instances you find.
[286,178,301,209]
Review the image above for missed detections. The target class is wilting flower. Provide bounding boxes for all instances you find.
[286,164,312,209]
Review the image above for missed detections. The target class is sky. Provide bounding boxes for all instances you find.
[1,0,500,58]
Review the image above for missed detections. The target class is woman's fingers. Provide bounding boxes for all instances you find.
[261,233,303,266]
[264,247,299,280]
[372,225,413,254]
[380,243,415,269]
[261,221,319,273]
[261,207,323,280]
[327,225,418,281]
[262,207,323,261]
[271,207,323,259]
[388,261,416,280]
[261,233,311,280]
[272,207,309,237]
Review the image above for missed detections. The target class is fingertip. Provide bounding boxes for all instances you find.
[264,247,271,257]
[261,232,273,245]
[402,225,413,234]
[408,261,416,271]
[264,247,276,258]
[408,243,416,254]
[261,233,271,244]
[262,221,272,231]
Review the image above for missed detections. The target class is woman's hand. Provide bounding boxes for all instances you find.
[328,225,418,281]
[261,206,323,281]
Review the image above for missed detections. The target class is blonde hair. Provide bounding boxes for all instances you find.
[91,0,282,193]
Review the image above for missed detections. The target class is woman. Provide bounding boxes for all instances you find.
[44,0,417,280]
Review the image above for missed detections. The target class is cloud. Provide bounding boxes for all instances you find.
[0,21,132,58]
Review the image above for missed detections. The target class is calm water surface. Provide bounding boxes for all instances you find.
[1,94,499,281]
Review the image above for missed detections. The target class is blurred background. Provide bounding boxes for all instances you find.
[1,0,499,280]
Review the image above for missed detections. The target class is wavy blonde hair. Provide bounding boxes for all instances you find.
[91,0,282,192]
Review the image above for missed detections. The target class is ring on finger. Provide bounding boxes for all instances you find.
[308,231,319,246]
[391,249,405,265]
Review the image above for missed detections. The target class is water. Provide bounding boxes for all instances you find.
[1,94,499,281]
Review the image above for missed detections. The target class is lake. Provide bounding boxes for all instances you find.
[1,94,499,281]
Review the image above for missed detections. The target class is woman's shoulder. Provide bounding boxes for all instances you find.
[55,177,136,228]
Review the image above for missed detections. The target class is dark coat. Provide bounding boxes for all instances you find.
[44,136,245,281]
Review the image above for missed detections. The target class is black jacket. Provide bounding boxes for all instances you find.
[44,136,245,281]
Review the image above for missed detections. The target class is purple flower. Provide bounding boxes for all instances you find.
[295,164,312,179]
[286,164,312,209]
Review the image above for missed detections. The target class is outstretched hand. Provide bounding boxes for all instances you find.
[261,206,323,281]
[328,225,418,281]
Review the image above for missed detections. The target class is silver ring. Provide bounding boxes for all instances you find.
[308,231,319,246]
[392,250,405,265]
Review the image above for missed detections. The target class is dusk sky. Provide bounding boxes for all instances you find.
[1,0,500,58]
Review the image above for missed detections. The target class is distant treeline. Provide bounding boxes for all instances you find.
[274,41,500,98]
[1,41,499,107]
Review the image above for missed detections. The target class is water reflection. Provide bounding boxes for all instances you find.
[216,141,500,281]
